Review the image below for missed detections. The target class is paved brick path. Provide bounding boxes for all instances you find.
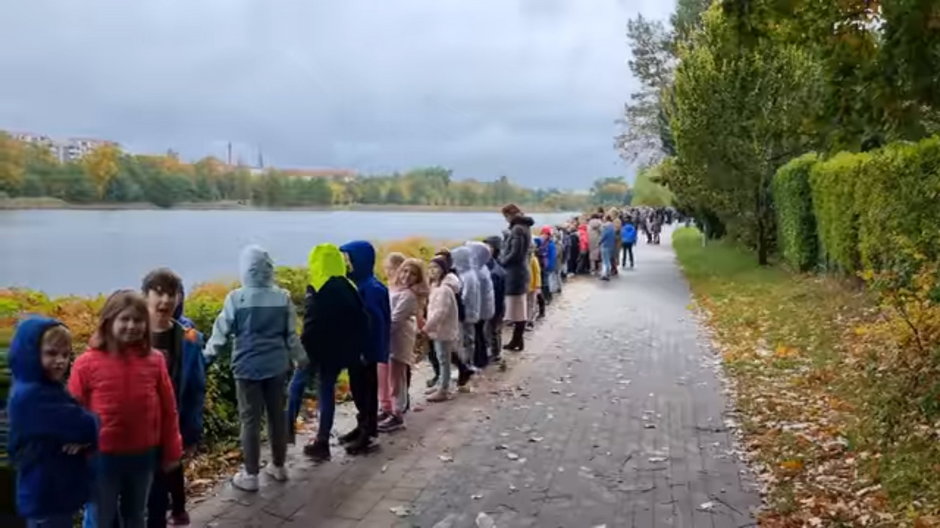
[189,237,759,527]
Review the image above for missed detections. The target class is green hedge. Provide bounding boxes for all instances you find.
[855,138,940,280]
[772,153,819,272]
[809,151,870,274]
[779,136,940,281]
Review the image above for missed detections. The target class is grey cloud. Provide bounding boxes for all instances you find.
[0,0,674,189]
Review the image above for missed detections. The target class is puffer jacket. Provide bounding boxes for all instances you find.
[529,252,542,292]
[423,273,460,342]
[451,246,480,323]
[205,245,305,379]
[467,242,495,321]
[68,347,182,466]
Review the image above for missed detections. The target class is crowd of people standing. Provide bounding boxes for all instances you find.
[5,203,675,528]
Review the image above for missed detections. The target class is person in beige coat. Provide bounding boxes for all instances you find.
[422,255,461,402]
[378,258,427,432]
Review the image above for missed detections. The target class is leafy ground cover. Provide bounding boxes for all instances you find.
[673,227,940,527]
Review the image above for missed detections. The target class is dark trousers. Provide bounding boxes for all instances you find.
[147,464,186,527]
[348,361,378,437]
[621,243,635,268]
[473,321,488,368]
[487,317,503,359]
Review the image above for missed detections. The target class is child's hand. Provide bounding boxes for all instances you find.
[62,444,88,455]
[162,460,181,473]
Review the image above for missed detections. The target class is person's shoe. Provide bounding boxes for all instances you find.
[303,439,331,462]
[168,512,190,526]
[458,384,472,393]
[377,410,392,424]
[345,432,377,455]
[338,428,361,445]
[377,414,404,433]
[426,389,449,402]
[426,376,439,389]
[457,369,473,387]
[232,469,259,492]
[425,386,440,395]
[264,462,288,482]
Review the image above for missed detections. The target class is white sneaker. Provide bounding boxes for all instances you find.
[265,462,288,482]
[232,469,259,492]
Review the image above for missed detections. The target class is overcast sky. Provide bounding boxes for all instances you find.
[0,0,673,189]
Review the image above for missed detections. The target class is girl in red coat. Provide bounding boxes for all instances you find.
[69,290,183,528]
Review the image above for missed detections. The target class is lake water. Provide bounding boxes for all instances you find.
[0,209,575,296]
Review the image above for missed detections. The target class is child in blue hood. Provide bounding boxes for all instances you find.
[8,317,98,528]
[450,246,479,389]
[338,241,390,454]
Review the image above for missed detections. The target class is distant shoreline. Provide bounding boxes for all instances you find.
[0,198,566,214]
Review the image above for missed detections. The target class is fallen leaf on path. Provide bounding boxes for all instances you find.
[390,505,411,517]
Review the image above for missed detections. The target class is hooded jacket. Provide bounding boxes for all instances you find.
[451,246,480,323]
[483,236,507,319]
[8,318,98,518]
[424,273,461,342]
[166,322,206,447]
[499,215,534,296]
[340,241,391,364]
[621,222,637,244]
[588,218,602,260]
[205,245,305,380]
[600,220,616,251]
[467,242,495,321]
[302,244,370,369]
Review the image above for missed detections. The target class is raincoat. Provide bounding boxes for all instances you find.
[467,241,495,321]
[340,241,391,364]
[451,246,480,324]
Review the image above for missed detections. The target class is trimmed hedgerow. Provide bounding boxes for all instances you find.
[772,153,819,272]
[809,151,870,275]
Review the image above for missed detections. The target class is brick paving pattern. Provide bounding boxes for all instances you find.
[189,238,760,527]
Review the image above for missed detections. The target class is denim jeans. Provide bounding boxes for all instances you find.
[316,365,341,442]
[28,515,74,528]
[432,340,453,391]
[287,363,313,437]
[600,245,613,278]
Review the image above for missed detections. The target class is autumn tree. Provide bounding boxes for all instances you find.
[83,144,121,199]
[669,5,822,264]
[0,132,26,196]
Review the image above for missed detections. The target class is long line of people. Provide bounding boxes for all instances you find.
[7,203,585,528]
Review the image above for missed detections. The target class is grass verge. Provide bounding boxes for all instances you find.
[673,227,940,527]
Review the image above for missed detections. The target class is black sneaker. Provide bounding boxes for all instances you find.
[338,428,361,445]
[303,440,331,462]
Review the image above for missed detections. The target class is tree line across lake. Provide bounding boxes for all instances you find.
[0,133,601,210]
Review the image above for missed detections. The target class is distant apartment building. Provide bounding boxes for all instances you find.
[8,130,117,162]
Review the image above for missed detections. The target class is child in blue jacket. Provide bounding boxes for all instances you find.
[8,317,98,528]
[339,241,391,454]
[142,268,206,527]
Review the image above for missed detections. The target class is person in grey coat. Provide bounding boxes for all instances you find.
[498,204,534,351]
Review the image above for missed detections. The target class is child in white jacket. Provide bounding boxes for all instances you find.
[466,241,495,369]
[450,246,478,389]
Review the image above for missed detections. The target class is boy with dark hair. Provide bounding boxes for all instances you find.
[141,268,206,527]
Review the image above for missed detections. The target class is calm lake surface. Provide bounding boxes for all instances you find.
[0,209,575,296]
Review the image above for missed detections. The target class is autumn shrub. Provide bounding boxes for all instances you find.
[772,153,819,272]
[809,151,868,275]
